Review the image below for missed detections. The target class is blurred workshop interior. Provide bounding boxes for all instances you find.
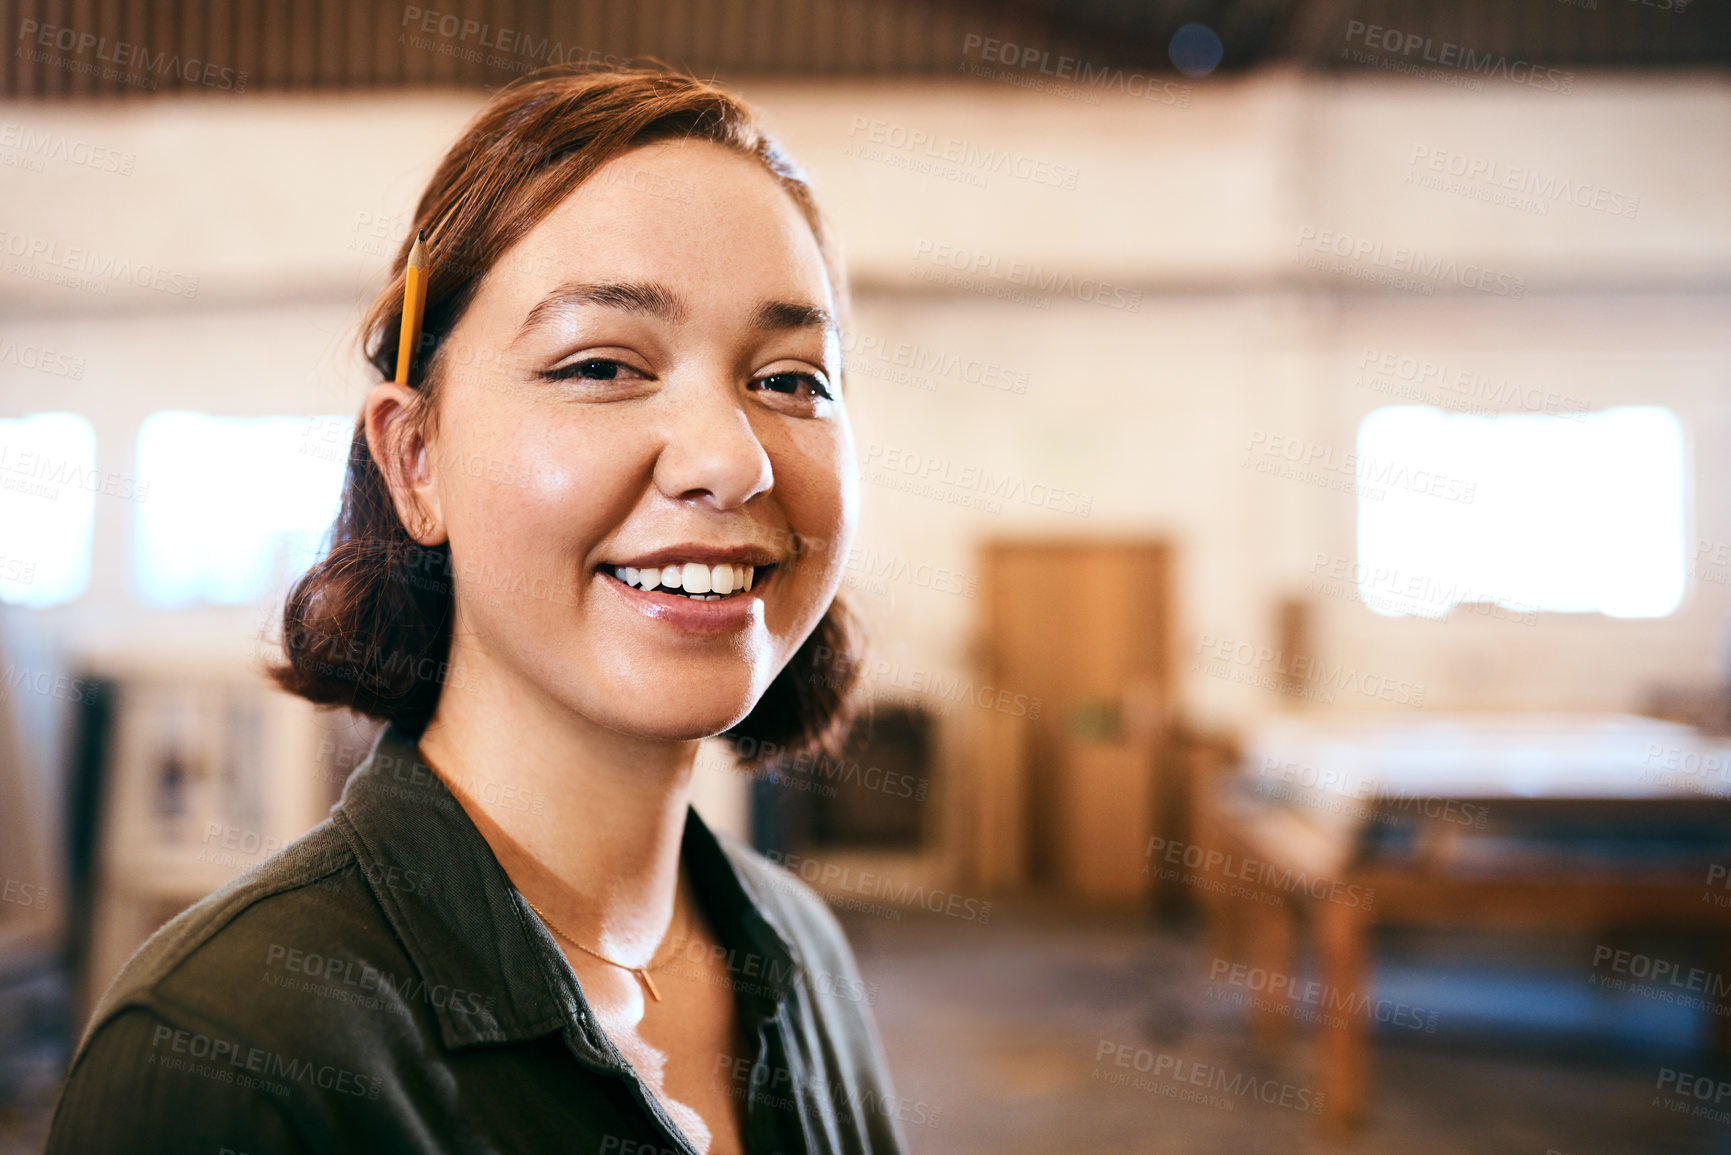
[3,1,1731,1151]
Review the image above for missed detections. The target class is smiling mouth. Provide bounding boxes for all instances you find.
[601,562,774,601]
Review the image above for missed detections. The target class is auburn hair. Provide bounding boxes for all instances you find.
[268,65,862,771]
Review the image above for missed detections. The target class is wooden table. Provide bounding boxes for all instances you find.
[1190,713,1731,1133]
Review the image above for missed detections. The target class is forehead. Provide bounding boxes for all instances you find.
[490,138,832,313]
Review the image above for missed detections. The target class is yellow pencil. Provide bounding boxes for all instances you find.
[394,229,429,386]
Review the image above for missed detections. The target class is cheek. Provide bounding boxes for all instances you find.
[441,417,638,579]
[771,420,857,589]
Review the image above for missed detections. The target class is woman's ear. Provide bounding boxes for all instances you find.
[363,382,445,545]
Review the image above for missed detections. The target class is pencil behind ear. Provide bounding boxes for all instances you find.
[393,230,430,387]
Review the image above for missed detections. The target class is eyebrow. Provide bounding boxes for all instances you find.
[753,299,834,332]
[513,280,684,344]
[511,280,833,345]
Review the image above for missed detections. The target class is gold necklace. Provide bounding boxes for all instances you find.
[524,897,679,1002]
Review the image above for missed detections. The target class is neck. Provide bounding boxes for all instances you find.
[415,639,700,964]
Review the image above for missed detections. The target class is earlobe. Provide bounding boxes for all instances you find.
[363,382,445,544]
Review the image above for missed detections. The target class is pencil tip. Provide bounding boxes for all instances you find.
[407,230,429,271]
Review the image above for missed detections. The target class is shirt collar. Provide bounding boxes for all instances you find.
[331,722,802,1061]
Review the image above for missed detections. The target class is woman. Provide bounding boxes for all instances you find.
[47,67,904,1154]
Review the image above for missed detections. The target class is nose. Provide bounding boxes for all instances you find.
[651,383,774,511]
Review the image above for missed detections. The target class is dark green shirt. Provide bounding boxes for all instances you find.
[46,723,908,1154]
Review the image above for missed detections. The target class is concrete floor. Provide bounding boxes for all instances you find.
[844,909,1731,1155]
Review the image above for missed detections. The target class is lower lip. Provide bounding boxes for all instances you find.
[599,568,772,635]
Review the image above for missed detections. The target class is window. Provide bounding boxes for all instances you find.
[135,413,350,607]
[1355,406,1686,619]
[0,413,97,608]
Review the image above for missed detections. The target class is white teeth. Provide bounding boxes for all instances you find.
[612,562,761,595]
[682,562,711,594]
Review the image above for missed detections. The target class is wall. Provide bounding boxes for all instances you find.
[3,70,1728,743]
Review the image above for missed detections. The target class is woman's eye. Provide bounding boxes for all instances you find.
[540,357,638,382]
[753,371,834,403]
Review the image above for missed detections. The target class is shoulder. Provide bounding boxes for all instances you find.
[46,1003,310,1153]
[77,818,369,1045]
[58,817,416,1091]
[49,818,406,1151]
[708,834,919,1149]
[709,830,858,967]
[708,833,888,1042]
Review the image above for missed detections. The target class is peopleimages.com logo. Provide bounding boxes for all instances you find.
[1341,20,1573,94]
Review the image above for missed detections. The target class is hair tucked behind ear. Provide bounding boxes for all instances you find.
[266,64,863,768]
[268,418,457,731]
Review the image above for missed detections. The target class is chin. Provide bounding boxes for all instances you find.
[579,662,771,744]
[616,702,759,744]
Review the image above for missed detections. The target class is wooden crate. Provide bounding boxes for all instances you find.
[971,539,1174,901]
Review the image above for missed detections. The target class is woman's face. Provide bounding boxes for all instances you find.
[412,139,855,742]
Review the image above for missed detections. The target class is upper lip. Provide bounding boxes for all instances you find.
[602,543,784,570]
